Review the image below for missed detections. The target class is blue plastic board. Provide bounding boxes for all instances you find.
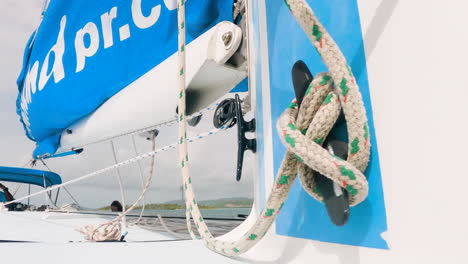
[265,0,388,249]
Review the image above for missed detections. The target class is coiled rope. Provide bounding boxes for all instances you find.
[78,133,158,241]
[177,0,370,257]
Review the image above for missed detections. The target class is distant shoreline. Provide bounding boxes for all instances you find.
[97,204,253,211]
[97,198,253,211]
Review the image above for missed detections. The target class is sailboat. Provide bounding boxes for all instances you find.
[1,0,465,262]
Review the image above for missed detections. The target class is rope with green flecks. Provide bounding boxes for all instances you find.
[78,132,158,241]
[177,0,370,257]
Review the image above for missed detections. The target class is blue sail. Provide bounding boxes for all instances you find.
[16,0,237,158]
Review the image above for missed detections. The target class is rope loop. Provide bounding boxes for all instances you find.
[285,0,371,173]
[277,73,368,206]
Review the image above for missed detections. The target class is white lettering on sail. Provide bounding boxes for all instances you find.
[20,92,32,136]
[131,0,161,29]
[23,61,39,104]
[20,3,180,133]
[101,7,117,49]
[38,16,66,91]
[163,0,177,11]
[75,22,100,73]
[20,95,29,117]
[119,24,131,41]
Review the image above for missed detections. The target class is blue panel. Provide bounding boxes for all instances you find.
[265,0,388,249]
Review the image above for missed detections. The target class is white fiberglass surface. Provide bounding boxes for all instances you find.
[0,212,174,242]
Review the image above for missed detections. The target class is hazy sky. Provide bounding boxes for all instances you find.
[0,1,253,209]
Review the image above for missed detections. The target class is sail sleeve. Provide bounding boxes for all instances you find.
[0,166,62,188]
[16,0,237,158]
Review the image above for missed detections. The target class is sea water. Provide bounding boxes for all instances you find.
[128,207,252,219]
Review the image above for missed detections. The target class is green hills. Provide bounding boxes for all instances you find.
[97,197,253,211]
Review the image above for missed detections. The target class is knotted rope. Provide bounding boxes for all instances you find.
[177,0,370,257]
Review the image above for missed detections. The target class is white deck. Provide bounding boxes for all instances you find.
[0,212,175,242]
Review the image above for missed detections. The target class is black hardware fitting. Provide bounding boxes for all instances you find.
[234,94,256,181]
[292,60,350,226]
[213,98,237,129]
[213,94,256,181]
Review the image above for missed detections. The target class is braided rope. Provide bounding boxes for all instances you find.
[78,133,158,241]
[177,0,370,257]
